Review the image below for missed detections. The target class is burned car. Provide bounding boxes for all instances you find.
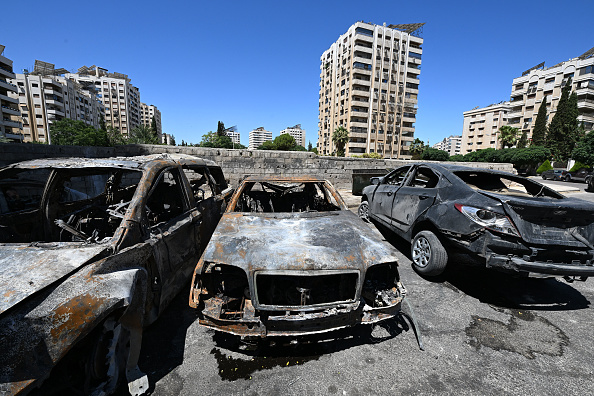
[0,154,231,395]
[358,163,594,280]
[189,176,406,338]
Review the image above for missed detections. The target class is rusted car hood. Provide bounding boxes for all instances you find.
[202,211,399,272]
[0,243,107,315]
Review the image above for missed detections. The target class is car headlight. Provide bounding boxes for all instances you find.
[454,204,520,237]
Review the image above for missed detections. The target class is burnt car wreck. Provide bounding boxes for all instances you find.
[190,176,406,337]
[359,163,594,280]
[0,154,231,395]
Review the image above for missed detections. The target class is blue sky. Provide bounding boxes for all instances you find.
[3,0,593,147]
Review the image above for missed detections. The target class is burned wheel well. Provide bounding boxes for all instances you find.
[411,220,444,243]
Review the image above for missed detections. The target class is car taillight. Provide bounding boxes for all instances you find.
[454,204,520,237]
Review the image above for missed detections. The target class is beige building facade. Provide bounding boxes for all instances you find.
[249,127,272,150]
[0,45,22,141]
[461,102,510,153]
[140,102,162,138]
[318,21,424,158]
[66,66,141,136]
[280,124,306,147]
[10,61,105,143]
[508,48,594,139]
[433,135,462,156]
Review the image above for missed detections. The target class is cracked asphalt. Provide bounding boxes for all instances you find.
[134,187,594,396]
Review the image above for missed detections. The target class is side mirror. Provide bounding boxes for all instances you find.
[370,177,381,185]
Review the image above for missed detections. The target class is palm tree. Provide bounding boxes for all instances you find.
[332,126,349,157]
[498,125,519,149]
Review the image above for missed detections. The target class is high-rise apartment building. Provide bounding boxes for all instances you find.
[433,135,462,156]
[10,61,104,143]
[508,47,594,139]
[461,102,510,153]
[0,45,22,141]
[140,102,162,137]
[249,127,272,149]
[280,124,306,147]
[318,21,424,158]
[66,65,141,136]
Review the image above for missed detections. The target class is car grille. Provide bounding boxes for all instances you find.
[255,271,358,307]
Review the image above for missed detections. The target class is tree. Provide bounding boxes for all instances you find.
[536,159,553,174]
[498,125,519,149]
[307,141,313,151]
[216,121,226,137]
[510,146,551,168]
[128,125,160,144]
[257,134,301,151]
[532,96,548,146]
[547,77,580,160]
[572,130,594,166]
[421,148,449,161]
[516,131,528,149]
[332,126,349,156]
[49,119,109,146]
[258,140,275,150]
[151,117,158,135]
[409,138,426,160]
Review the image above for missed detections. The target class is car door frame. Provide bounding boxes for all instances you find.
[369,165,413,226]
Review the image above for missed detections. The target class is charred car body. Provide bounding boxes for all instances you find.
[190,176,406,338]
[358,163,594,279]
[0,154,231,395]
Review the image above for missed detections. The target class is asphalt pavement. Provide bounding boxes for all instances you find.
[135,182,594,396]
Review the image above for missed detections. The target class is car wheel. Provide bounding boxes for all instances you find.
[541,175,547,180]
[358,200,370,223]
[565,175,571,182]
[411,230,448,276]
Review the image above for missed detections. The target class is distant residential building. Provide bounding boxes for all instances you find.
[318,21,424,158]
[249,127,272,150]
[508,47,594,139]
[461,102,510,153]
[0,45,22,141]
[161,133,174,145]
[433,135,462,156]
[280,124,306,147]
[226,130,241,145]
[140,103,162,137]
[65,65,141,136]
[10,60,105,143]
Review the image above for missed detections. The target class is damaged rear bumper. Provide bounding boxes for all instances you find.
[199,297,403,337]
[486,254,594,276]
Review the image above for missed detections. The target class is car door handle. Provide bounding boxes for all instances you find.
[419,195,429,200]
[387,191,393,196]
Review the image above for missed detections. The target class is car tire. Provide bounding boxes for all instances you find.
[565,175,571,182]
[358,200,370,223]
[541,175,547,180]
[411,230,448,276]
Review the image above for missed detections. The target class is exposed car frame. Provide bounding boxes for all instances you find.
[0,154,231,395]
[189,176,406,338]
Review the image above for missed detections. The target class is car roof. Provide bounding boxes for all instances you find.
[3,154,219,171]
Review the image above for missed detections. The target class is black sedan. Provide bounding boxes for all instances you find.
[358,163,594,280]
[540,169,565,181]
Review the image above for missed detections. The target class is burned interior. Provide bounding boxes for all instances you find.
[232,181,342,213]
[454,170,563,199]
[190,176,406,338]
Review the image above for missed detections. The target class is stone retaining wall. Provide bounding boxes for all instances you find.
[0,143,515,189]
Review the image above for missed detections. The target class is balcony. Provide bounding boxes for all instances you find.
[578,98,594,109]
[44,89,63,97]
[1,105,20,116]
[0,79,17,92]
[507,111,522,118]
[526,86,538,95]
[47,108,65,117]
[0,65,15,79]
[349,121,368,128]
[0,93,18,104]
[45,98,64,106]
[1,117,22,128]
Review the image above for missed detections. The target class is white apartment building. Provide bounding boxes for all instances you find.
[461,102,510,153]
[140,103,162,136]
[66,65,141,136]
[280,124,306,147]
[508,47,594,138]
[0,45,22,141]
[226,130,241,145]
[249,127,272,149]
[318,21,424,158]
[433,135,462,156]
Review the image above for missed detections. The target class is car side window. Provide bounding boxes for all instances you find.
[407,167,439,188]
[384,166,410,185]
[145,169,188,228]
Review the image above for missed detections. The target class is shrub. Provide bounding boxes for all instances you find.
[536,160,553,174]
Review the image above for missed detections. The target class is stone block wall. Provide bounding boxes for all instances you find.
[0,143,515,189]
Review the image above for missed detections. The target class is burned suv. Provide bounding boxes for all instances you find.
[359,163,594,280]
[0,154,231,395]
[189,176,406,337]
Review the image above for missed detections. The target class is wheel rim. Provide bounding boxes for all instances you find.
[358,202,369,221]
[412,236,431,268]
